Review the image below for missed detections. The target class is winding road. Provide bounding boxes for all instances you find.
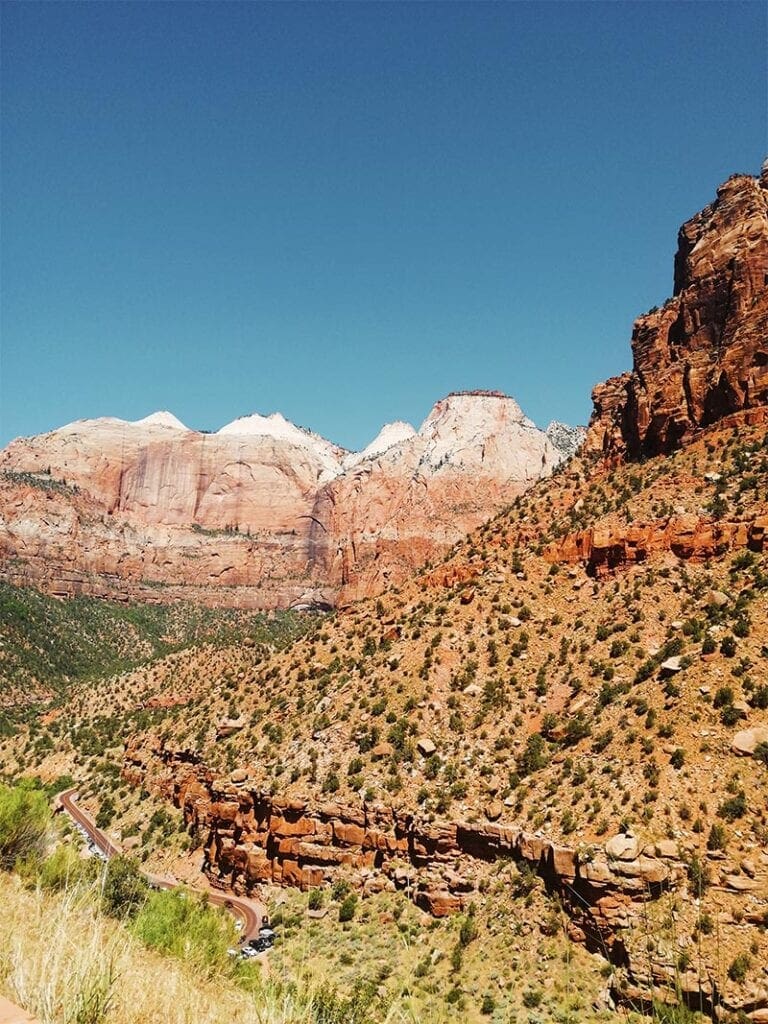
[57,788,264,940]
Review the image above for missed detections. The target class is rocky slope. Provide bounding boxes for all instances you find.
[0,394,578,609]
[586,167,768,462]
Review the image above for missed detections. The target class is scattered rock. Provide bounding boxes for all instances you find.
[484,800,503,822]
[732,726,768,756]
[216,716,246,738]
[371,742,395,759]
[660,656,682,675]
[724,874,758,892]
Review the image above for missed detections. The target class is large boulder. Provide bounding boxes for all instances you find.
[732,726,768,756]
[605,834,641,861]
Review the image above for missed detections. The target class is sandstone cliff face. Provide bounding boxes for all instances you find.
[0,394,576,607]
[308,393,575,601]
[545,512,768,577]
[586,170,768,461]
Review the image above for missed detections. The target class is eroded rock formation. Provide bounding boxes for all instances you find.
[123,737,768,1020]
[586,169,768,461]
[0,394,579,607]
[545,512,768,577]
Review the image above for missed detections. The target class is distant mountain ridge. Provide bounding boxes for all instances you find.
[0,392,582,608]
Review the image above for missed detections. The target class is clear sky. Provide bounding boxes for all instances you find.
[1,1,765,450]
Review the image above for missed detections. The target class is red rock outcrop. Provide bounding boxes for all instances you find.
[586,169,768,462]
[122,735,768,1019]
[0,394,578,607]
[545,512,768,576]
[123,736,682,930]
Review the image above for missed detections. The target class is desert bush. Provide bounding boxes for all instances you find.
[0,783,50,869]
[101,855,149,919]
[131,887,236,975]
[338,893,358,922]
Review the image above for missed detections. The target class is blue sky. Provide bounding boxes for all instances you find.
[1,1,765,450]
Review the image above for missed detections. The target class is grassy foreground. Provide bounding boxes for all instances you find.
[0,781,391,1024]
[0,867,419,1024]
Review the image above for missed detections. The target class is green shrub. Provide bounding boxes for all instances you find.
[0,782,50,869]
[720,635,737,657]
[517,733,548,776]
[522,989,543,1008]
[713,686,734,709]
[706,823,727,851]
[101,855,149,919]
[338,893,358,922]
[459,910,478,946]
[131,888,236,975]
[309,979,382,1024]
[727,953,751,982]
[670,748,685,769]
[687,854,710,893]
[718,791,747,822]
[37,843,92,891]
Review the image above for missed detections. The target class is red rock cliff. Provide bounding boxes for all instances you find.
[586,169,768,461]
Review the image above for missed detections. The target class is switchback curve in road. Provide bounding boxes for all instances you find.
[57,788,264,940]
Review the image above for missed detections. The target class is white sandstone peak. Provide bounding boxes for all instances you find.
[218,411,305,441]
[217,411,347,481]
[343,420,416,469]
[133,411,189,430]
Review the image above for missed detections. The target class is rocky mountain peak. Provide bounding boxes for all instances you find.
[133,411,189,430]
[342,421,416,470]
[545,420,586,461]
[586,168,768,462]
[414,391,543,474]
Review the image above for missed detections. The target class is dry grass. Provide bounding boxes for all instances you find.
[0,873,318,1024]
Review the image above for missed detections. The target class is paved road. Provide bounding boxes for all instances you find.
[58,788,263,940]
[0,995,38,1024]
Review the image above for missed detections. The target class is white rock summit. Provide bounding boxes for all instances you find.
[0,391,583,607]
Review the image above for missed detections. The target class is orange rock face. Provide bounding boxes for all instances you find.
[0,394,579,607]
[545,513,768,577]
[123,737,682,943]
[586,170,768,461]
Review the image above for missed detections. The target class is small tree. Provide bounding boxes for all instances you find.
[0,783,50,869]
[102,855,149,919]
[338,892,358,922]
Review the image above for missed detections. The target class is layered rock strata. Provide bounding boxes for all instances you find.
[124,739,768,1020]
[545,511,768,577]
[0,395,579,607]
[586,169,768,462]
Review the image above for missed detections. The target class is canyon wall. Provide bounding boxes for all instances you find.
[586,169,768,462]
[0,395,578,608]
[123,738,768,1020]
